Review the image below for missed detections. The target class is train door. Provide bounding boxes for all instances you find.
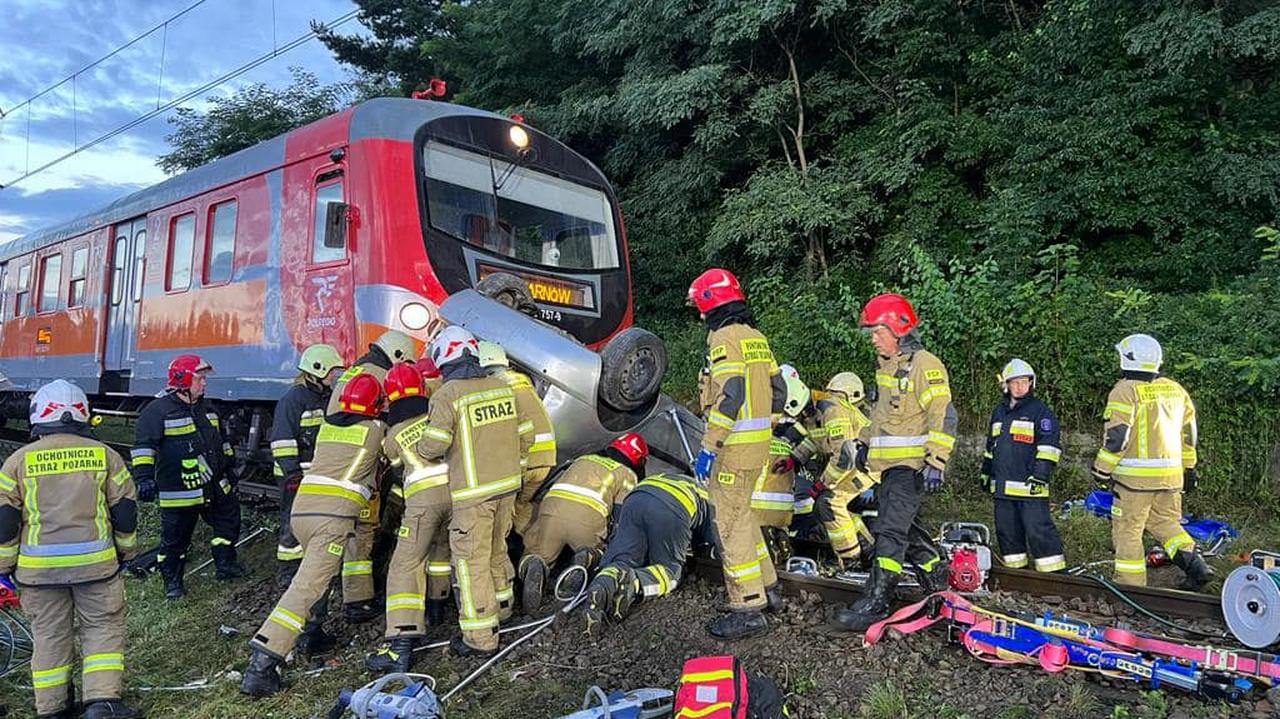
[104,216,147,371]
[300,165,355,354]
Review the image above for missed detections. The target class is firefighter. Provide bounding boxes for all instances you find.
[784,372,876,571]
[518,433,646,613]
[326,329,417,414]
[752,364,811,566]
[833,293,958,632]
[1092,334,1210,590]
[132,354,245,600]
[364,364,452,675]
[271,343,345,586]
[477,341,557,536]
[687,268,787,640]
[582,473,712,636]
[416,326,534,657]
[0,381,139,719]
[982,359,1066,573]
[240,374,388,697]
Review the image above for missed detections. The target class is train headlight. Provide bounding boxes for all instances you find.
[400,302,432,331]
[508,125,530,149]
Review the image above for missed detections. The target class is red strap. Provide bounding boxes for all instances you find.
[1104,628,1280,680]
[863,592,977,646]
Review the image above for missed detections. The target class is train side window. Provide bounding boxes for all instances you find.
[311,178,345,264]
[38,253,63,313]
[13,263,30,317]
[205,200,236,285]
[68,246,89,308]
[167,214,195,292]
[132,230,146,301]
[111,236,127,306]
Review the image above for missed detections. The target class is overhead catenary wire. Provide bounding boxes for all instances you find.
[1,7,361,190]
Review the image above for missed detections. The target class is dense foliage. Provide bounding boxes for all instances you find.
[177,1,1280,497]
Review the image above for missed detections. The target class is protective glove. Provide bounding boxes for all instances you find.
[980,474,992,493]
[851,439,869,472]
[136,478,157,503]
[807,480,836,522]
[693,449,717,482]
[284,473,303,494]
[771,455,796,475]
[1091,467,1112,489]
[1182,467,1198,493]
[1027,475,1049,496]
[919,465,945,493]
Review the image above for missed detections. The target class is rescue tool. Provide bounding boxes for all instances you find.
[554,686,674,719]
[1221,550,1280,649]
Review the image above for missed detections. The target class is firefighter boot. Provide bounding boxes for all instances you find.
[276,559,301,588]
[426,599,446,627]
[912,559,949,594]
[83,700,141,719]
[1172,550,1214,592]
[449,635,498,658]
[519,555,547,614]
[364,637,415,674]
[764,584,787,613]
[159,555,185,600]
[764,526,793,567]
[212,545,250,581]
[832,565,901,632]
[295,621,337,656]
[344,601,380,623]
[239,650,283,697]
[706,609,769,641]
[562,547,601,597]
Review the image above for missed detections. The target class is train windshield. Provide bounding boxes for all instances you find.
[422,140,619,271]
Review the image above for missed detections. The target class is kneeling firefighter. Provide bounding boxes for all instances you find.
[518,433,646,612]
[583,473,713,636]
[1,381,140,719]
[983,359,1066,573]
[241,374,388,697]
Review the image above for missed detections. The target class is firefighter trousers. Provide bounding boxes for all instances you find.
[521,496,607,566]
[341,497,380,605]
[158,481,241,578]
[824,469,874,561]
[707,458,772,610]
[251,515,354,659]
[22,574,126,716]
[602,491,691,599]
[1111,486,1194,587]
[868,466,934,574]
[994,498,1065,572]
[450,496,515,651]
[276,472,302,568]
[384,501,452,639]
[514,466,553,536]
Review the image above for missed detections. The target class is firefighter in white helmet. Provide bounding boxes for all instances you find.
[1,381,140,719]
[751,364,810,566]
[1092,334,1211,589]
[981,359,1066,573]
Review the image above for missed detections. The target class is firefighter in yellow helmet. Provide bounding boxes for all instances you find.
[688,268,787,640]
[1,381,140,719]
[1092,334,1211,589]
[240,374,389,697]
[752,364,811,566]
[417,326,534,656]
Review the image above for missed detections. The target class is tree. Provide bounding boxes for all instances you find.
[159,68,353,174]
[314,0,454,96]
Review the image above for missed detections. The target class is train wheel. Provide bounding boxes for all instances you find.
[475,272,538,317]
[598,327,667,411]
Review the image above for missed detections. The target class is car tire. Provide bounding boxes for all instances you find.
[475,272,538,316]
[598,327,667,411]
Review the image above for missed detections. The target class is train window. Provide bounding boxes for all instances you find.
[205,200,237,285]
[68,247,89,308]
[38,254,62,313]
[167,214,195,292]
[132,230,146,301]
[111,236,127,306]
[14,263,30,317]
[312,179,345,264]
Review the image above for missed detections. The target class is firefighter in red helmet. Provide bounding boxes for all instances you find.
[832,293,958,632]
[241,373,389,697]
[687,268,787,640]
[517,432,646,612]
[131,354,246,600]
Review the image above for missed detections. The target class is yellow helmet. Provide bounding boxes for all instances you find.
[825,372,865,403]
[477,340,509,369]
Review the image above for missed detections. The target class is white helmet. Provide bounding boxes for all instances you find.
[778,364,810,417]
[825,372,865,404]
[429,326,479,367]
[1116,334,1162,373]
[298,343,344,380]
[998,358,1036,391]
[373,330,417,364]
[30,379,91,425]
[476,340,509,369]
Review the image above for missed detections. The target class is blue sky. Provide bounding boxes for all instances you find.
[0,0,367,244]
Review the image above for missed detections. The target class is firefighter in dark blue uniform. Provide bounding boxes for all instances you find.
[270,344,345,585]
[981,359,1066,573]
[132,354,247,599]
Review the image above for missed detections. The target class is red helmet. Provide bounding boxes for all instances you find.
[384,363,426,403]
[859,293,918,337]
[415,357,441,380]
[687,268,745,314]
[338,373,385,417]
[168,354,212,389]
[610,432,648,466]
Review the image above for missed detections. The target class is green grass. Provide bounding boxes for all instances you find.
[859,679,912,719]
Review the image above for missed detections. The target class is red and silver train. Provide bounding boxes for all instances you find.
[0,97,684,470]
